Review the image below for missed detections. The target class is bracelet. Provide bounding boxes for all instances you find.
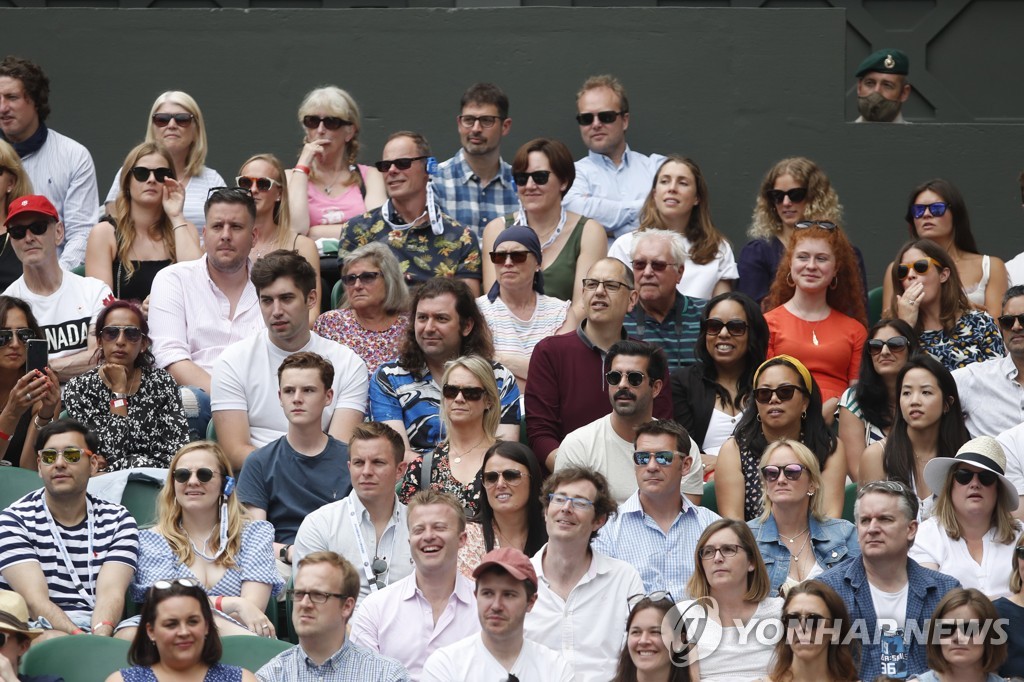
[71,627,85,635]
[110,398,128,410]
[0,429,10,442]
[172,223,188,231]
[33,414,53,429]
[215,596,224,612]
[92,621,114,633]
[293,164,311,175]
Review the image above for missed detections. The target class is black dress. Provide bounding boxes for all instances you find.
[112,257,171,302]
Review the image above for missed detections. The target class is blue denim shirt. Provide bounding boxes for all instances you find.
[748,513,860,595]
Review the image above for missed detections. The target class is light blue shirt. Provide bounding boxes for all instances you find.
[256,640,409,682]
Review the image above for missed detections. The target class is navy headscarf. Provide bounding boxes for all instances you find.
[486,225,545,303]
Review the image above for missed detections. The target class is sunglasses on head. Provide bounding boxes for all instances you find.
[998,314,1024,331]
[39,446,91,465]
[341,271,381,286]
[867,336,909,355]
[761,463,806,482]
[795,221,837,231]
[302,115,352,131]
[632,259,675,272]
[151,578,202,595]
[633,450,675,466]
[766,187,808,204]
[206,186,252,201]
[0,327,36,347]
[441,384,486,401]
[952,467,998,487]
[703,318,748,336]
[235,176,280,192]
[575,110,624,126]
[172,467,219,484]
[897,257,943,280]
[374,156,427,173]
[606,370,646,387]
[512,170,551,186]
[911,202,949,219]
[130,166,175,183]
[7,220,51,240]
[482,469,527,487]
[100,326,143,343]
[753,384,805,404]
[784,613,828,632]
[151,113,194,127]
[627,591,674,609]
[489,250,531,265]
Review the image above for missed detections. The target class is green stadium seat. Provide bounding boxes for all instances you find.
[219,634,292,673]
[842,482,857,523]
[701,480,717,514]
[20,634,130,681]
[868,286,884,327]
[121,475,163,529]
[0,466,41,509]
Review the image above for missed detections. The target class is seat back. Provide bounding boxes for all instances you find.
[331,278,345,309]
[20,634,130,681]
[842,482,858,523]
[0,466,41,509]
[219,635,292,673]
[701,480,718,514]
[121,476,163,529]
[868,286,884,327]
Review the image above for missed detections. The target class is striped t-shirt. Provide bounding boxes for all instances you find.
[476,294,570,368]
[0,490,139,620]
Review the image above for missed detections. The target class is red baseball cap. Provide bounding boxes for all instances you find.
[5,195,59,227]
[472,547,538,587]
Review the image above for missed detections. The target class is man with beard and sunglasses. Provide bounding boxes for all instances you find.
[2,196,112,382]
[854,49,911,124]
[556,340,703,504]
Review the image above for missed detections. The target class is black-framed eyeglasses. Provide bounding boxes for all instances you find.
[698,544,743,561]
[911,202,948,219]
[0,327,37,347]
[795,221,837,230]
[766,187,807,204]
[288,589,349,604]
[39,447,91,465]
[152,113,194,127]
[761,463,806,482]
[130,166,175,183]
[512,170,551,186]
[952,467,998,487]
[998,314,1024,331]
[582,278,632,292]
[341,272,382,287]
[7,220,51,240]
[627,591,673,609]
[867,336,909,355]
[606,370,646,387]
[441,384,486,401]
[482,469,527,487]
[235,176,280,192]
[100,326,143,343]
[703,318,748,336]
[752,384,805,404]
[302,115,352,131]
[784,612,829,632]
[458,115,504,129]
[633,451,675,466]
[374,156,427,173]
[172,467,219,484]
[489,251,531,265]
[576,110,625,126]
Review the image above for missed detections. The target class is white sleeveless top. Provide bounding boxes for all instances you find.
[963,254,991,308]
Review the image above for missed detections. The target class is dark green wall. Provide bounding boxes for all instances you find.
[3,7,1023,286]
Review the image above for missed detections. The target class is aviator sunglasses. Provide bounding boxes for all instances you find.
[39,446,91,465]
[633,451,675,466]
[100,326,143,343]
[0,327,36,347]
[172,467,219,484]
[482,469,527,486]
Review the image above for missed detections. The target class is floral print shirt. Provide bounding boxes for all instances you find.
[919,309,1006,371]
[314,309,409,374]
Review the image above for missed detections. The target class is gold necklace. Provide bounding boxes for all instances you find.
[450,435,488,465]
[778,526,810,544]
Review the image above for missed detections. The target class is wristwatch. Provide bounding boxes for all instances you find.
[279,544,291,565]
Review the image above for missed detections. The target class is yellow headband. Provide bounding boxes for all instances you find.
[753,355,813,394]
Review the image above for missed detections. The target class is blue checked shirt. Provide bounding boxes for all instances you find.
[433,150,519,237]
[256,640,410,682]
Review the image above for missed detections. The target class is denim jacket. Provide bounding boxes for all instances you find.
[747,513,860,594]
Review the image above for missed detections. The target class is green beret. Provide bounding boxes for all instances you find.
[855,49,909,78]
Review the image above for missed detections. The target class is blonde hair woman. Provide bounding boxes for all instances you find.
[0,139,33,289]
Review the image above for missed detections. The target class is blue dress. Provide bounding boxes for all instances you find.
[119,663,243,681]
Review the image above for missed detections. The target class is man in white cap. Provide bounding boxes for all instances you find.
[0,589,57,681]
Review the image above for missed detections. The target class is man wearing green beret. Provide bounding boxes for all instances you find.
[854,48,911,123]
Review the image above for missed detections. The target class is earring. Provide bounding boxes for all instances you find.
[756,414,762,423]
[801,411,807,420]
[786,273,795,287]
[830,277,838,289]
[807,490,814,497]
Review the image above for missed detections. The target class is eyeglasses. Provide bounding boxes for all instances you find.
[952,468,998,487]
[766,187,808,204]
[795,221,837,230]
[761,463,807,482]
[7,220,51,240]
[235,176,280,192]
[458,115,503,129]
[633,450,676,466]
[867,336,910,355]
[784,612,829,632]
[911,202,949,219]
[632,259,676,272]
[703,318,749,336]
[151,113,195,127]
[130,166,175,183]
[582,278,632,292]
[100,326,143,343]
[897,257,943,280]
[627,591,673,609]
[39,447,92,465]
[998,314,1024,331]
[206,186,253,201]
[482,469,527,487]
[172,467,219,484]
[341,272,382,287]
[153,578,201,591]
[548,493,595,510]
[606,370,646,387]
[287,589,349,604]
[0,327,36,347]
[302,115,352,131]
[698,544,743,561]
[512,170,551,186]
[374,156,427,173]
[441,384,486,401]
[753,384,805,404]
[489,251,531,265]
[576,110,625,126]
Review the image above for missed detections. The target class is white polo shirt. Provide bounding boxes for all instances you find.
[422,633,572,682]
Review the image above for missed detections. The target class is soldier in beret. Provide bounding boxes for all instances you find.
[854,48,911,123]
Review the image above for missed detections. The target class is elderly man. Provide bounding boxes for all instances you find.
[854,48,911,123]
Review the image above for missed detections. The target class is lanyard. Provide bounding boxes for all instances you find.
[347,498,398,593]
[380,185,445,236]
[42,497,96,608]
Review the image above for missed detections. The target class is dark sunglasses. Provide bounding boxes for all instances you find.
[761,463,806,482]
[896,257,943,280]
[575,110,624,126]
[795,220,837,230]
[0,327,36,346]
[374,156,427,173]
[1015,546,1024,559]
[753,384,805,404]
[302,115,352,131]
[632,259,674,272]
[100,326,143,343]
[633,450,675,466]
[482,469,527,486]
[867,336,909,355]
[441,384,486,401]
[489,251,531,265]
[606,370,646,387]
[784,613,828,631]
[235,176,280,192]
[172,467,218,484]
[512,170,551,186]
[911,202,949,219]
[998,314,1024,331]
[151,112,194,127]
[703,318,748,336]
[130,166,175,183]
[952,468,998,487]
[766,187,808,204]
[341,272,382,287]
[7,220,51,240]
[39,446,91,465]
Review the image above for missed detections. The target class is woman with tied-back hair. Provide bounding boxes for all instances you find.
[611,593,695,682]
[0,139,33,289]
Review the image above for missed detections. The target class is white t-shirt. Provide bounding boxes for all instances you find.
[869,581,910,679]
[422,633,572,682]
[608,232,738,300]
[3,271,112,359]
[908,517,1021,599]
[211,330,368,447]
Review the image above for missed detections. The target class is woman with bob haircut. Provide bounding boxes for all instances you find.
[288,85,386,240]
[611,593,695,682]
[748,440,858,595]
[104,91,225,234]
[685,518,782,681]
[993,533,1024,678]
[0,140,33,289]
[881,178,1008,319]
[915,587,1007,682]
[860,353,970,521]
[106,578,257,681]
[887,238,1004,371]
[608,155,738,300]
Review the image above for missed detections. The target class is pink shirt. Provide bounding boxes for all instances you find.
[306,164,370,227]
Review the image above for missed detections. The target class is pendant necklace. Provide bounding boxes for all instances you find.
[450,435,488,465]
[778,527,809,544]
